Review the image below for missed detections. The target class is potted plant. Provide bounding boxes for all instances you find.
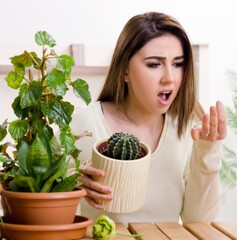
[220,70,237,191]
[92,132,151,213]
[0,31,92,228]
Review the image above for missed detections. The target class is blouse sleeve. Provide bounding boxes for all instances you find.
[181,139,223,222]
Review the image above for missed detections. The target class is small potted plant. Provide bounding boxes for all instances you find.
[0,30,92,229]
[92,132,151,213]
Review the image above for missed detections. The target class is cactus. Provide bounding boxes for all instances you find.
[107,132,142,160]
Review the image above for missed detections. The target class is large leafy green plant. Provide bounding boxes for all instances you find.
[0,31,91,192]
[220,70,237,191]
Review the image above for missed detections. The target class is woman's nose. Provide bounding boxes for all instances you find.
[160,67,175,84]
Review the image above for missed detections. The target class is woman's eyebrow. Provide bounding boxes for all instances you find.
[143,55,184,60]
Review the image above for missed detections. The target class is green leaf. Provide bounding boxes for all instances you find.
[51,173,80,192]
[26,135,52,177]
[17,140,30,174]
[0,154,8,163]
[70,148,81,165]
[41,99,74,126]
[220,145,237,190]
[19,81,43,108]
[72,79,91,105]
[1,159,17,173]
[49,135,61,156]
[226,107,237,136]
[12,96,29,119]
[41,154,66,182]
[29,118,49,137]
[31,54,42,70]
[57,55,74,75]
[12,175,37,192]
[40,155,68,192]
[0,121,7,141]
[10,51,35,68]
[42,125,54,142]
[46,69,67,96]
[9,120,28,140]
[220,159,237,190]
[5,67,25,89]
[220,70,237,191]
[35,31,56,47]
[59,125,76,154]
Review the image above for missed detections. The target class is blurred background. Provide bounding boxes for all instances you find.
[0,0,236,220]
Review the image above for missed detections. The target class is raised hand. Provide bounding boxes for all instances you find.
[191,101,227,141]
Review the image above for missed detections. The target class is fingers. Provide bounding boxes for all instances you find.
[216,100,227,139]
[82,185,112,210]
[84,196,105,209]
[207,101,227,140]
[80,165,105,178]
[191,112,212,140]
[207,105,217,140]
[201,112,210,138]
[78,174,112,196]
[191,128,200,140]
[78,164,113,209]
[191,101,227,141]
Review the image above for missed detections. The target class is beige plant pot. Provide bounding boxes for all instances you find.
[92,138,151,213]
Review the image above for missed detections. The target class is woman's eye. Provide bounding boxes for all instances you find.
[147,63,160,68]
[174,61,184,68]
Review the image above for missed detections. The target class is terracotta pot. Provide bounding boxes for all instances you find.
[0,175,12,217]
[92,138,151,213]
[0,187,87,225]
[0,215,93,240]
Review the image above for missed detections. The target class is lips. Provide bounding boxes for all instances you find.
[157,90,173,106]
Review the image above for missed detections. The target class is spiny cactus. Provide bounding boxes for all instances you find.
[107,132,141,160]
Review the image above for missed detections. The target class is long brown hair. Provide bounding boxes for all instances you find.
[98,12,197,138]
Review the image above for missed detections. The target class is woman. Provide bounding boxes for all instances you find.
[71,12,227,224]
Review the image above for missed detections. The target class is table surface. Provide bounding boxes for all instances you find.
[82,221,237,240]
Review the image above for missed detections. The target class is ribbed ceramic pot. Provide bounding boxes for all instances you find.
[0,187,87,225]
[92,138,151,213]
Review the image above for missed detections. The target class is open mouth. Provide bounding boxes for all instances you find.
[157,90,173,105]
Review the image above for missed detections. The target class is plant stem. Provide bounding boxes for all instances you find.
[116,232,143,238]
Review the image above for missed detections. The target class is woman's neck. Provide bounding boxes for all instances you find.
[101,101,164,152]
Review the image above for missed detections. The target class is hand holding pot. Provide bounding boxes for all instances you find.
[78,162,113,209]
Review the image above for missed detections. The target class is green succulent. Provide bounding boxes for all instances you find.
[107,132,142,160]
[0,31,91,192]
[92,214,143,239]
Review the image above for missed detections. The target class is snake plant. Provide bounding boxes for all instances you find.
[0,31,91,192]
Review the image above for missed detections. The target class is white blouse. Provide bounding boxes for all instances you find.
[70,101,222,225]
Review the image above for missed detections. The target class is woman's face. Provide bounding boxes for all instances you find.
[125,34,184,115]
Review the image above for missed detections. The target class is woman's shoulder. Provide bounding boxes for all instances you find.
[71,102,103,128]
[73,101,102,116]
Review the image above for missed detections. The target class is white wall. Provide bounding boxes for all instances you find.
[0,0,237,220]
[1,0,236,107]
